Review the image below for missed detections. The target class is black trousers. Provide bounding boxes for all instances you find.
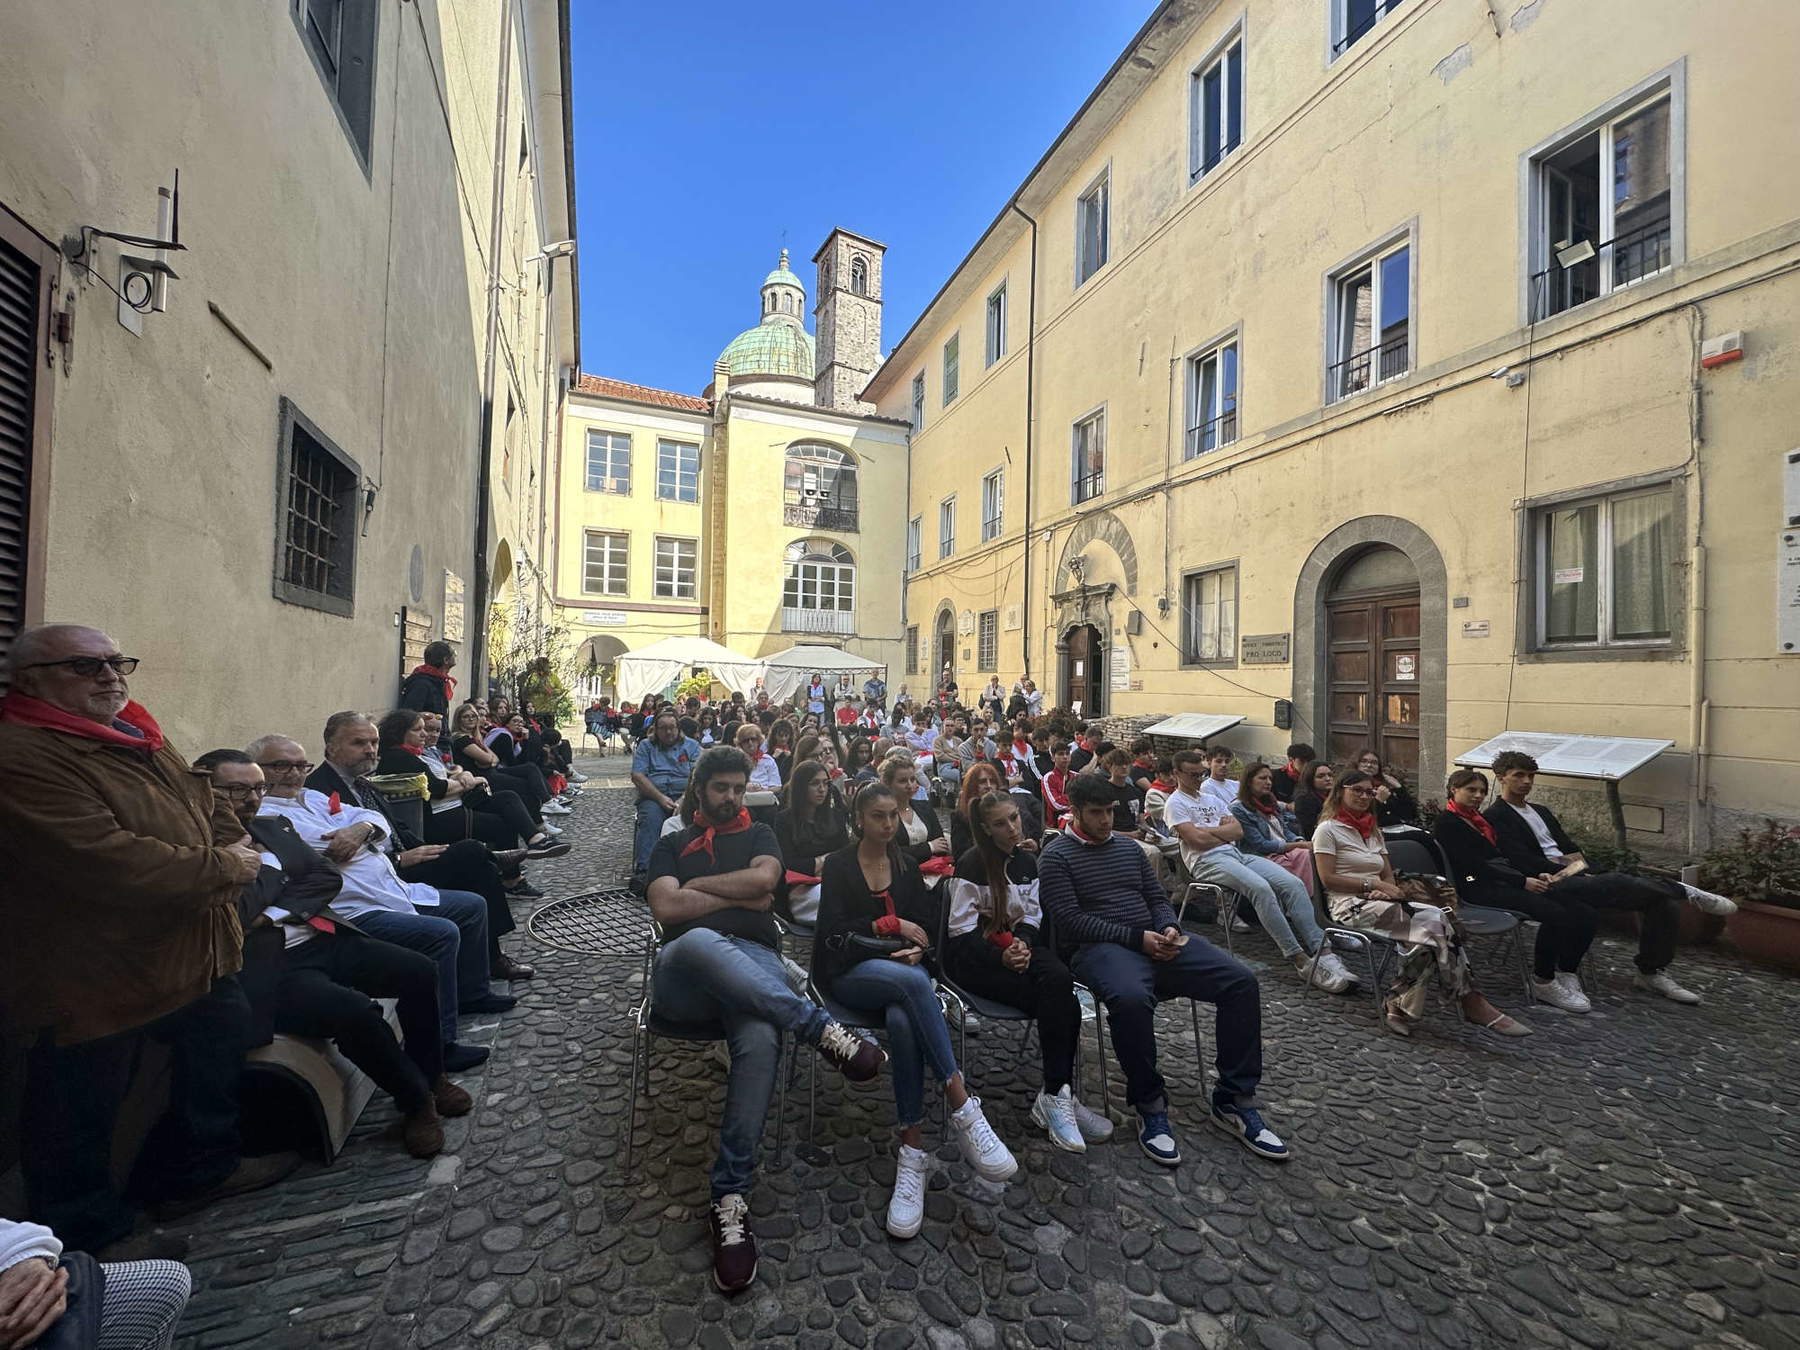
[466,787,537,846]
[275,931,439,1112]
[485,764,549,809]
[944,940,1080,1094]
[1484,885,1599,978]
[1548,872,1683,974]
[23,976,250,1252]
[399,839,516,950]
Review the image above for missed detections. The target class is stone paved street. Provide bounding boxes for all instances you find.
[171,754,1800,1350]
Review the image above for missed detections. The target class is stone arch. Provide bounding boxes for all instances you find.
[1056,508,1139,596]
[931,600,957,685]
[1291,515,1449,801]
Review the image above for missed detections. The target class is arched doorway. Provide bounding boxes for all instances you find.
[1324,546,1421,779]
[932,609,955,691]
[1062,623,1105,718]
[572,634,628,700]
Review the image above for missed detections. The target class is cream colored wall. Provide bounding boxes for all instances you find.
[553,395,711,654]
[0,0,530,751]
[884,0,1800,846]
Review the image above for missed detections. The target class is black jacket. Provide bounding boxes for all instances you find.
[1430,812,1528,903]
[1374,782,1420,828]
[1293,790,1325,838]
[815,845,936,987]
[237,815,353,1045]
[776,803,850,876]
[397,670,450,720]
[1483,798,1579,876]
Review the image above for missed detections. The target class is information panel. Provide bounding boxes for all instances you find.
[1142,713,1247,743]
[1454,731,1673,782]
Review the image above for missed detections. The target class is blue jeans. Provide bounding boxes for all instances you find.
[1193,850,1323,959]
[831,958,959,1129]
[652,928,829,1200]
[357,888,490,1044]
[1071,938,1263,1114]
[634,796,673,870]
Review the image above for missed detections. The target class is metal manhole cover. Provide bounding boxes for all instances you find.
[527,888,650,957]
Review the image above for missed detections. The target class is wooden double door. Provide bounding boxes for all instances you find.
[1325,589,1420,779]
[1062,624,1104,719]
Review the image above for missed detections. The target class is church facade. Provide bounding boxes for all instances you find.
[552,231,910,687]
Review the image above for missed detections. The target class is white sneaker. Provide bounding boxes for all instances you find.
[948,1096,1017,1182]
[1030,1086,1085,1153]
[1552,972,1592,1012]
[539,822,564,837]
[567,771,589,783]
[1680,882,1737,917]
[886,1144,931,1239]
[1633,970,1701,1004]
[1532,975,1591,1013]
[1225,913,1253,933]
[542,801,572,816]
[1070,1095,1114,1144]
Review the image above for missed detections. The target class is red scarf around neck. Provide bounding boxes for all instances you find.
[1334,808,1378,841]
[0,693,166,754]
[412,663,456,701]
[1253,794,1281,816]
[680,808,753,861]
[871,886,902,936]
[1446,800,1497,845]
[393,743,425,758]
[1067,821,1109,847]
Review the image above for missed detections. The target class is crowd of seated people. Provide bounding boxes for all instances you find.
[0,622,590,1322]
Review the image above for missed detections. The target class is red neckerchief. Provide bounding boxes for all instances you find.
[750,748,765,762]
[1446,800,1497,845]
[1253,794,1281,816]
[1334,808,1378,841]
[871,886,903,936]
[1150,777,1174,794]
[393,744,425,758]
[1067,821,1109,847]
[412,663,456,703]
[0,693,167,754]
[1286,759,1306,779]
[327,792,343,815]
[680,809,753,861]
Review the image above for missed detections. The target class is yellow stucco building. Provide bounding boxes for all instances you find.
[554,233,909,687]
[0,0,576,747]
[872,0,1800,850]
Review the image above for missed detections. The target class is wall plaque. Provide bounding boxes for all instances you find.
[1240,633,1290,665]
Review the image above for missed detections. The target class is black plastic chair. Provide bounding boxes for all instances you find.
[1386,833,1527,997]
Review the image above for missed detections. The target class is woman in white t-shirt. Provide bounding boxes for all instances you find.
[1312,772,1529,1040]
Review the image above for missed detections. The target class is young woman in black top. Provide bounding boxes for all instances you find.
[1353,748,1419,828]
[1291,760,1335,838]
[774,760,849,923]
[450,702,554,818]
[1433,768,1596,1013]
[946,791,1110,1153]
[816,785,1018,1239]
[949,761,1007,861]
[766,718,797,785]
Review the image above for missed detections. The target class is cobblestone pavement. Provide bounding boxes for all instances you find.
[172,754,1800,1350]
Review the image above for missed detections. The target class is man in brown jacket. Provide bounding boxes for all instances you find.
[0,625,295,1257]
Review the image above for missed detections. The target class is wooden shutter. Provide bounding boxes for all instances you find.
[0,210,53,690]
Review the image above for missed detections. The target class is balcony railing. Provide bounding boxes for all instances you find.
[1529,216,1672,321]
[1072,469,1105,504]
[1184,408,1239,458]
[1328,332,1409,403]
[782,606,855,635]
[783,501,858,532]
[1333,0,1407,55]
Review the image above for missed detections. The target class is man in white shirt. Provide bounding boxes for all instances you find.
[1198,745,1240,810]
[249,735,502,1071]
[1164,750,1353,992]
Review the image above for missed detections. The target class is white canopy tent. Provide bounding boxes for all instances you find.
[758,644,882,703]
[612,636,765,702]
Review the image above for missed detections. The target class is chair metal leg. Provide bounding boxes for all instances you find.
[1189,999,1208,1100]
[773,1033,790,1166]
[1093,1000,1110,1123]
[625,1019,647,1175]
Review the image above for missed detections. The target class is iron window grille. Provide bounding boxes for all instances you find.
[977,610,999,670]
[274,398,359,617]
[1072,411,1105,504]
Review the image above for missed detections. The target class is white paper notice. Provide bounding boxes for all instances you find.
[1553,568,1584,585]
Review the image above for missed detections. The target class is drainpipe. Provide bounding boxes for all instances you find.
[1684,305,1710,856]
[1010,201,1039,679]
[470,2,515,697]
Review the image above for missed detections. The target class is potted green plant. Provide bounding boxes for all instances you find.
[1699,820,1800,971]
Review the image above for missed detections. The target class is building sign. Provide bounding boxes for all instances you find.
[1780,529,1800,654]
[580,610,629,627]
[443,571,466,642]
[1240,633,1290,665]
[1395,654,1417,682]
[1109,645,1130,691]
[1461,620,1491,639]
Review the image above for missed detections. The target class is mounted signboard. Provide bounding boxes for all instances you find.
[1454,731,1673,782]
[1240,633,1290,664]
[1141,713,1247,742]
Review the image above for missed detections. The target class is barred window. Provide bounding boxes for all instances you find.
[274,398,359,617]
[905,625,919,675]
[977,610,998,670]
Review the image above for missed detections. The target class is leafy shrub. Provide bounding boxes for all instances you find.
[1699,820,1800,910]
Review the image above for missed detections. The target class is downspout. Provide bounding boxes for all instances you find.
[537,258,557,635]
[471,3,515,697]
[1684,305,1709,854]
[1010,201,1039,679]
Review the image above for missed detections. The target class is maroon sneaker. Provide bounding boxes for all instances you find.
[817,1021,886,1082]
[709,1194,757,1293]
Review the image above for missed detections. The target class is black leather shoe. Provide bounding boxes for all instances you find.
[442,1042,491,1072]
[492,953,535,981]
[459,993,518,1014]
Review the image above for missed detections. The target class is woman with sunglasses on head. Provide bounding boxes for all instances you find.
[1312,771,1530,1039]
[817,784,1018,1238]
[947,790,1110,1153]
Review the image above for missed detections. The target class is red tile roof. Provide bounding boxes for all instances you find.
[573,374,712,413]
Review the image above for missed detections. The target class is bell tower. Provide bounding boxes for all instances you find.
[812,228,885,413]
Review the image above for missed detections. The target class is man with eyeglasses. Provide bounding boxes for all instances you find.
[0,625,297,1260]
[251,735,500,1072]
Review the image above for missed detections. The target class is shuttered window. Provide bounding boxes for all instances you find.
[0,221,51,690]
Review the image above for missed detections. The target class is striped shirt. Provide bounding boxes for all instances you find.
[1039,829,1177,949]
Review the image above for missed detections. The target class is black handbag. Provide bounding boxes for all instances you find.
[34,1251,105,1350]
[824,932,917,957]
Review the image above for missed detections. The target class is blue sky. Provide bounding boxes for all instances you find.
[568,1,1152,395]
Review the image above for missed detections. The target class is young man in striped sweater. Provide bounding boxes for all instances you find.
[1039,773,1289,1167]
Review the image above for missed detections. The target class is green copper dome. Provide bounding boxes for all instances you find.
[764,263,804,291]
[719,320,816,380]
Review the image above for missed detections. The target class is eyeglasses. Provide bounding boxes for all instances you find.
[257,760,314,773]
[1344,784,1375,796]
[214,783,266,799]
[23,656,140,677]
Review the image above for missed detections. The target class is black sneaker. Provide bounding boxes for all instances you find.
[442,1043,491,1072]
[709,1193,757,1293]
[459,993,517,1014]
[525,839,572,859]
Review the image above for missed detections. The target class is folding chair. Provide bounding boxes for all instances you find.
[804,966,953,1152]
[1386,833,1528,998]
[934,896,1035,1075]
[625,919,793,1175]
